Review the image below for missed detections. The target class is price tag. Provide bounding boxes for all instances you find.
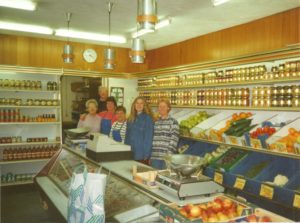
[234,177,246,190]
[250,138,262,149]
[210,131,220,142]
[293,193,300,209]
[273,142,287,152]
[260,184,274,199]
[214,171,223,184]
[228,136,238,145]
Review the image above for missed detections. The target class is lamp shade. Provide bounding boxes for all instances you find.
[137,0,157,31]
[130,38,145,64]
[104,48,115,70]
[62,44,73,63]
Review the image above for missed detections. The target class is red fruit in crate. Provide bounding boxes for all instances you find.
[212,202,222,212]
[259,216,272,222]
[246,214,258,222]
[208,213,218,223]
[183,204,193,214]
[202,210,209,222]
[190,206,202,218]
[257,128,263,134]
[222,198,233,209]
[214,197,223,204]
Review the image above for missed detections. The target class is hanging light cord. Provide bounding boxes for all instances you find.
[107,2,114,47]
[66,12,72,43]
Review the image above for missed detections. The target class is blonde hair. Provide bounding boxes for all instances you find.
[85,99,98,110]
[158,98,171,112]
[128,96,153,122]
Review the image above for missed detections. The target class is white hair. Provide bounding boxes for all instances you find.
[98,86,108,92]
[85,99,98,108]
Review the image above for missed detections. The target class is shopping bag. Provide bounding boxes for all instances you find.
[67,167,107,223]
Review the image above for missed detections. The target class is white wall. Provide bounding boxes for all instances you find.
[107,78,138,113]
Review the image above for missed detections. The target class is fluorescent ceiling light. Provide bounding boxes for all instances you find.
[212,0,230,6]
[132,29,154,38]
[131,18,171,38]
[0,0,36,11]
[55,29,127,44]
[0,21,52,34]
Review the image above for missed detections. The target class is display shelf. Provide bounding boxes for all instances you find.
[137,77,300,91]
[0,88,59,93]
[181,135,300,160]
[0,180,33,187]
[0,141,61,147]
[0,122,61,125]
[150,104,300,112]
[0,158,50,165]
[0,105,60,108]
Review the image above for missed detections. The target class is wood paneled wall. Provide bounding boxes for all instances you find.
[147,7,300,70]
[0,34,147,73]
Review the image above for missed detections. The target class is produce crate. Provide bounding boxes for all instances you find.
[245,112,300,149]
[223,112,276,146]
[158,195,253,223]
[182,141,218,157]
[236,208,294,222]
[253,157,299,206]
[190,111,234,139]
[266,118,300,154]
[210,148,249,172]
[285,172,300,192]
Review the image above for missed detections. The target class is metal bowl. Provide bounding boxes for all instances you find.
[164,154,206,178]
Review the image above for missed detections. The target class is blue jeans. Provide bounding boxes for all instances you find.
[150,159,166,170]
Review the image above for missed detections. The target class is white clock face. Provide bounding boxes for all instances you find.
[83,49,97,63]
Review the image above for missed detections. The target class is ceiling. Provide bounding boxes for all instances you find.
[0,0,299,50]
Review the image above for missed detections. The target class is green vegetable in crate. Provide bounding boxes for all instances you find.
[224,118,256,137]
[244,161,270,178]
[179,111,210,135]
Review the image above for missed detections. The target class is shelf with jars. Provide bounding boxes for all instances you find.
[140,84,300,110]
[137,59,300,90]
[0,70,62,187]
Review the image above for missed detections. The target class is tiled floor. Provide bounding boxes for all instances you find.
[1,184,64,223]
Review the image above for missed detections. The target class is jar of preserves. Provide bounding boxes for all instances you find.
[271,97,278,107]
[293,85,300,96]
[278,96,285,107]
[265,97,271,107]
[292,96,300,107]
[253,97,259,107]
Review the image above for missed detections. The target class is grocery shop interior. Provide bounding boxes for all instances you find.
[0,0,300,223]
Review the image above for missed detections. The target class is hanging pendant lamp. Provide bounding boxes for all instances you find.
[130,38,145,63]
[62,12,74,63]
[104,2,115,70]
[137,0,157,31]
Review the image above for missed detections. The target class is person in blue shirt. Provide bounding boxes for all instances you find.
[125,96,154,164]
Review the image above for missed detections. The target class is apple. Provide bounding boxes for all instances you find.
[246,214,258,222]
[208,214,219,223]
[179,209,188,218]
[202,210,209,222]
[190,206,202,218]
[199,204,207,210]
[217,212,230,221]
[212,202,223,213]
[259,216,272,222]
[223,198,233,209]
[183,204,193,214]
[214,198,223,205]
[206,201,214,208]
[206,207,215,216]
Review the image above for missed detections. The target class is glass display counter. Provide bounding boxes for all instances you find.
[35,146,160,222]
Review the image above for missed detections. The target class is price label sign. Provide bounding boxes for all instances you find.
[273,142,287,152]
[234,177,246,190]
[250,138,262,149]
[260,184,274,199]
[210,132,220,142]
[214,171,223,184]
[228,136,238,145]
[293,193,300,209]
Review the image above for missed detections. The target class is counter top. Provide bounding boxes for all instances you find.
[65,146,220,206]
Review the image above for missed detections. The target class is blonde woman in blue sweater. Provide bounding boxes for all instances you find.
[150,99,179,169]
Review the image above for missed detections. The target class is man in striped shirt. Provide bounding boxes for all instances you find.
[109,106,127,143]
[150,99,179,169]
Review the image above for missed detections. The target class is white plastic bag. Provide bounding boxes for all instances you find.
[68,168,106,223]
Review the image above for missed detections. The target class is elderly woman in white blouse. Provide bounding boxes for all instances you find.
[77,99,101,134]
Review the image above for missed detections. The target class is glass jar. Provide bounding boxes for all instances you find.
[271,97,278,107]
[293,85,300,96]
[278,96,285,107]
[292,96,300,107]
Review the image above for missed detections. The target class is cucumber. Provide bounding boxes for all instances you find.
[231,118,252,126]
[234,124,257,137]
